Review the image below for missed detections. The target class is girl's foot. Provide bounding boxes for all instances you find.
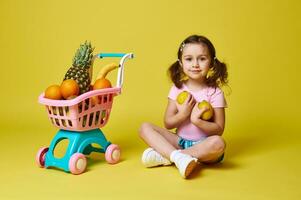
[170,150,198,178]
[141,148,172,167]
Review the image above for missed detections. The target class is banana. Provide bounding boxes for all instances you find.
[96,62,119,80]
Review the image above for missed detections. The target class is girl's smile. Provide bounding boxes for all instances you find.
[189,69,202,73]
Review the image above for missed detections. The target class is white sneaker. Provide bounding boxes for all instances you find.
[141,148,172,168]
[170,150,198,178]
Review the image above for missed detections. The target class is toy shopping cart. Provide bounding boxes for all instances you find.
[36,53,134,175]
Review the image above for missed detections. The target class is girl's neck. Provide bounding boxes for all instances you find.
[185,79,207,92]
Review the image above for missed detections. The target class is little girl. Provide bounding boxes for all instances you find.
[139,35,228,178]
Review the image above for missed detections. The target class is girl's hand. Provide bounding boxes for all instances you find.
[190,103,209,123]
[176,93,196,119]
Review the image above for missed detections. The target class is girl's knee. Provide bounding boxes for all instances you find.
[207,135,226,154]
[139,122,153,137]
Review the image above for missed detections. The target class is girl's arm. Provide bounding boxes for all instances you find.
[164,94,195,129]
[190,106,225,136]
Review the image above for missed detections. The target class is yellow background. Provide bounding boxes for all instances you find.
[0,0,300,199]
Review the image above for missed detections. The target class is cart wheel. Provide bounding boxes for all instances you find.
[105,144,121,164]
[69,153,87,175]
[36,147,49,168]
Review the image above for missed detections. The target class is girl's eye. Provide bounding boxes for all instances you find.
[200,57,206,61]
[185,58,192,61]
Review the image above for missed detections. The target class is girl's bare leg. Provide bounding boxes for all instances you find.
[139,122,180,158]
[181,135,226,162]
[139,122,203,178]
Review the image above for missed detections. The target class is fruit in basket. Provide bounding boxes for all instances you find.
[92,62,118,90]
[198,100,213,120]
[63,41,94,95]
[44,85,62,100]
[91,78,112,105]
[60,79,79,99]
[93,78,112,90]
[91,96,99,105]
[66,95,77,100]
[176,91,189,104]
[96,63,118,80]
[91,63,117,105]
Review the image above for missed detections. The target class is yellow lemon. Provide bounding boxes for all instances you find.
[198,100,214,120]
[177,91,189,104]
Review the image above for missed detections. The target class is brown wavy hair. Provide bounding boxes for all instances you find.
[168,35,228,88]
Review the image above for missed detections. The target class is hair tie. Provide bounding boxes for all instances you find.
[180,42,185,52]
[177,59,182,66]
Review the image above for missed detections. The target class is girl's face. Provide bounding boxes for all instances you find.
[180,43,211,81]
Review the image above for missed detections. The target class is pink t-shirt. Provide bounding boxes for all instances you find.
[168,84,227,141]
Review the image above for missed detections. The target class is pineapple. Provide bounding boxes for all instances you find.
[64,41,94,94]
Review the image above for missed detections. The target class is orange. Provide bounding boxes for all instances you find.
[45,85,62,100]
[60,79,79,100]
[93,78,112,90]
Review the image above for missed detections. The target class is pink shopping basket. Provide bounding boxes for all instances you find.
[38,53,133,132]
[39,87,121,131]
